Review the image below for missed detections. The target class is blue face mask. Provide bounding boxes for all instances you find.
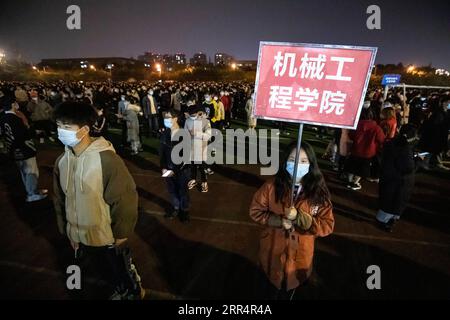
[163,118,173,129]
[286,161,310,184]
[57,128,83,147]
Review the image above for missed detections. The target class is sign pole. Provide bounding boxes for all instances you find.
[290,123,304,208]
[383,85,389,100]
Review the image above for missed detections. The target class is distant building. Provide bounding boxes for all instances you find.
[138,52,186,68]
[138,52,162,65]
[39,57,144,70]
[190,52,208,66]
[175,53,186,65]
[215,53,234,66]
[235,60,258,70]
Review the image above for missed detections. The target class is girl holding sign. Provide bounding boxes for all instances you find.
[249,142,334,300]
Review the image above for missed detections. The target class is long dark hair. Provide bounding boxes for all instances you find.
[275,141,331,206]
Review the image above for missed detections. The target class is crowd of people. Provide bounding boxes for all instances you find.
[0,80,449,299]
[321,87,450,230]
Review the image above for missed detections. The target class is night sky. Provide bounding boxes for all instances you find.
[1,0,449,69]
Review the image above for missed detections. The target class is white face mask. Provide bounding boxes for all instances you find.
[121,96,125,101]
[32,97,38,102]
[190,115,198,121]
[163,118,173,128]
[57,128,84,147]
[205,96,211,102]
[148,91,153,96]
[286,161,310,184]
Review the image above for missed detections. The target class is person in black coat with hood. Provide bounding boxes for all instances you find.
[417,96,450,170]
[376,124,419,232]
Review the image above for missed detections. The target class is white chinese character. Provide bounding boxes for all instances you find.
[293,87,319,111]
[320,90,346,115]
[269,86,293,109]
[273,52,297,77]
[325,57,355,81]
[299,53,326,79]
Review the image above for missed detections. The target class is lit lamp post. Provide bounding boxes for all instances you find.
[106,63,114,79]
[231,62,237,71]
[0,51,5,64]
[407,65,415,73]
[155,63,162,78]
[89,64,96,71]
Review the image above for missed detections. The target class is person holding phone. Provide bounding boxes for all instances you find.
[160,109,191,222]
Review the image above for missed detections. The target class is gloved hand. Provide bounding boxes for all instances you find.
[284,206,297,220]
[282,218,293,231]
[295,209,313,230]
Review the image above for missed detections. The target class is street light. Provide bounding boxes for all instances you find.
[106,64,114,79]
[89,64,96,71]
[0,51,5,63]
[231,63,237,70]
[407,65,415,73]
[155,63,162,78]
[32,66,37,71]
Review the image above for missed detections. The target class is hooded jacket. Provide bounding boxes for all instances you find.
[53,137,138,247]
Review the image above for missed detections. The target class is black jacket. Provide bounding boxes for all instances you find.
[0,112,36,160]
[418,110,449,154]
[159,128,186,172]
[379,138,415,215]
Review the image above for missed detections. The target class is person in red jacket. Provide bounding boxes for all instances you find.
[380,104,398,140]
[345,108,385,190]
[220,91,231,128]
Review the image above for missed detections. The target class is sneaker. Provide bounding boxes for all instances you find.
[378,218,397,233]
[205,168,214,175]
[201,182,208,193]
[164,209,179,219]
[49,137,55,142]
[346,182,361,191]
[26,194,48,202]
[188,179,197,190]
[39,138,45,144]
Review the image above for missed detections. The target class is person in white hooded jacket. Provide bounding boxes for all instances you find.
[52,101,143,300]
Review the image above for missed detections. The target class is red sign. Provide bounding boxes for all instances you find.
[253,42,377,129]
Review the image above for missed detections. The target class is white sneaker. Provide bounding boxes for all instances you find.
[26,194,48,202]
[187,179,197,190]
[49,137,55,142]
[39,138,44,144]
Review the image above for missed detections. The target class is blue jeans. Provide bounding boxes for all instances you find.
[166,167,190,211]
[16,157,39,197]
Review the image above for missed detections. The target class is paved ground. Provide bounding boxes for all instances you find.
[1,122,449,300]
